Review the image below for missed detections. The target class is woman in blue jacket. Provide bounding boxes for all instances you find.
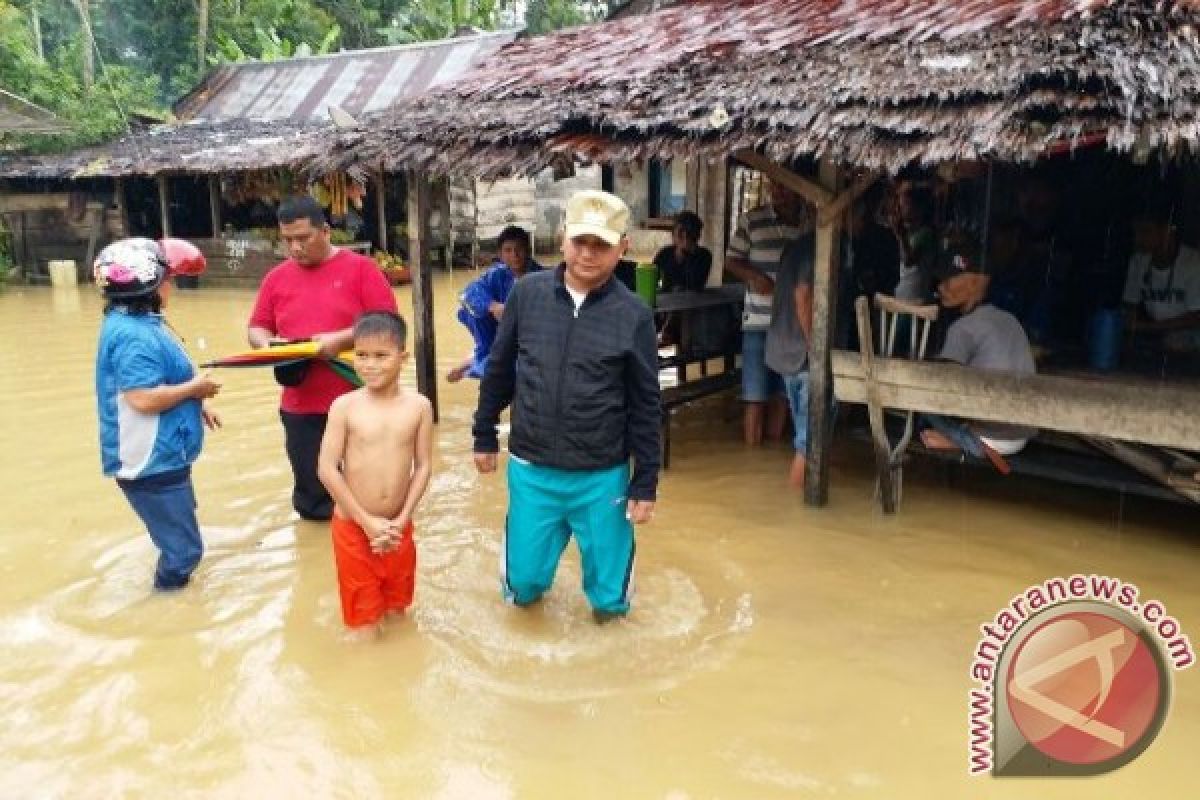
[94,238,221,590]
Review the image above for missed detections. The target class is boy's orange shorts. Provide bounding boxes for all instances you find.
[331,513,416,628]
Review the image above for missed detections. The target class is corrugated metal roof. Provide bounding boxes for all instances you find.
[174,30,519,123]
[0,88,62,134]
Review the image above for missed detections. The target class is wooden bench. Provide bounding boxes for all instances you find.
[661,369,741,468]
[834,349,1200,511]
[833,293,1200,511]
[847,421,1200,505]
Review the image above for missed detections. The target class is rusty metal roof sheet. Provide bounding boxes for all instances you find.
[175,29,518,123]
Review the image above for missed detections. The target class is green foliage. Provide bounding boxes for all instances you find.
[378,0,505,45]
[1,1,160,152]
[210,21,341,63]
[525,0,603,34]
[315,0,407,49]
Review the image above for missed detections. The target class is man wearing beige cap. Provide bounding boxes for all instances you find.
[472,189,661,623]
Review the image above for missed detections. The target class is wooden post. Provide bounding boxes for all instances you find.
[407,170,439,422]
[157,174,171,237]
[84,203,105,273]
[699,157,728,285]
[375,168,388,253]
[208,174,222,237]
[114,177,130,237]
[804,159,841,507]
[442,180,453,271]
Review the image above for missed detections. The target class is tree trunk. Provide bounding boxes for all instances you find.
[197,0,210,73]
[30,2,45,63]
[72,0,94,89]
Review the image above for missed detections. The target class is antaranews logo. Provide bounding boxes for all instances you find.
[967,574,1194,777]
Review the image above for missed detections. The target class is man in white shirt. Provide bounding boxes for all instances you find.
[1123,202,1200,353]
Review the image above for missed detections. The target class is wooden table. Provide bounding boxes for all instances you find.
[655,285,743,384]
[654,286,744,467]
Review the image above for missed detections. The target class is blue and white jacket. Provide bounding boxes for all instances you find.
[95,310,203,480]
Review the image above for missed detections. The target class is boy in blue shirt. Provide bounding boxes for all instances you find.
[447,226,542,382]
[94,238,222,590]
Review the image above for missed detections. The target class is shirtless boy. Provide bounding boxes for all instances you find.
[317,311,433,631]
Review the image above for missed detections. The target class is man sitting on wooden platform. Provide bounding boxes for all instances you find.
[919,232,1038,472]
[1123,198,1200,355]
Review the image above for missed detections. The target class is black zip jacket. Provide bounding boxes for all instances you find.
[472,265,662,501]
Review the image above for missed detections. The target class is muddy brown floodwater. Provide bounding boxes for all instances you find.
[0,276,1196,798]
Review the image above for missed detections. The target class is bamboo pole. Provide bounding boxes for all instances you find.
[406,171,439,422]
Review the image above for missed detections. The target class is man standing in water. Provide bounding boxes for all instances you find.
[724,179,811,445]
[472,190,661,623]
[248,196,398,520]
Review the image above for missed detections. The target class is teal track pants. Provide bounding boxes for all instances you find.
[503,456,636,614]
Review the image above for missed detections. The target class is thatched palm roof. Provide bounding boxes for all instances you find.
[0,120,327,179]
[319,0,1200,177]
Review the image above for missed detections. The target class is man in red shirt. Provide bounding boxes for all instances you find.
[248,195,398,520]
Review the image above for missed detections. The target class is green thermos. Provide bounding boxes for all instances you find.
[635,262,658,307]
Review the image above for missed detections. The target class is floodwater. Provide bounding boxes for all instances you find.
[0,275,1197,799]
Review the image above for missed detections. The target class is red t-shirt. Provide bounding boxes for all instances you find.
[249,249,398,414]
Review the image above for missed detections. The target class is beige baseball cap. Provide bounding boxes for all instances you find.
[564,190,630,245]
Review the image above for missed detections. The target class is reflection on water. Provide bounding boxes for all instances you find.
[0,279,1196,798]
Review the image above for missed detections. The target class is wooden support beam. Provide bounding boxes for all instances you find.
[407,170,439,422]
[699,158,728,284]
[804,160,841,508]
[1082,437,1200,504]
[157,174,171,237]
[817,172,881,226]
[208,175,222,237]
[734,150,833,209]
[375,168,389,253]
[84,203,105,272]
[0,193,70,213]
[831,350,1200,451]
[442,182,453,270]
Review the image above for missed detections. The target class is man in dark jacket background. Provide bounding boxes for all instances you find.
[472,190,661,622]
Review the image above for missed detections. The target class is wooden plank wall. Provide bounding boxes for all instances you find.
[189,237,280,287]
[1,198,122,278]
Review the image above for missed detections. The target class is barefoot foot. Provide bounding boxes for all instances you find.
[920,429,960,451]
[788,453,807,490]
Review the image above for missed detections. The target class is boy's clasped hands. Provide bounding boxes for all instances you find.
[365,515,408,555]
